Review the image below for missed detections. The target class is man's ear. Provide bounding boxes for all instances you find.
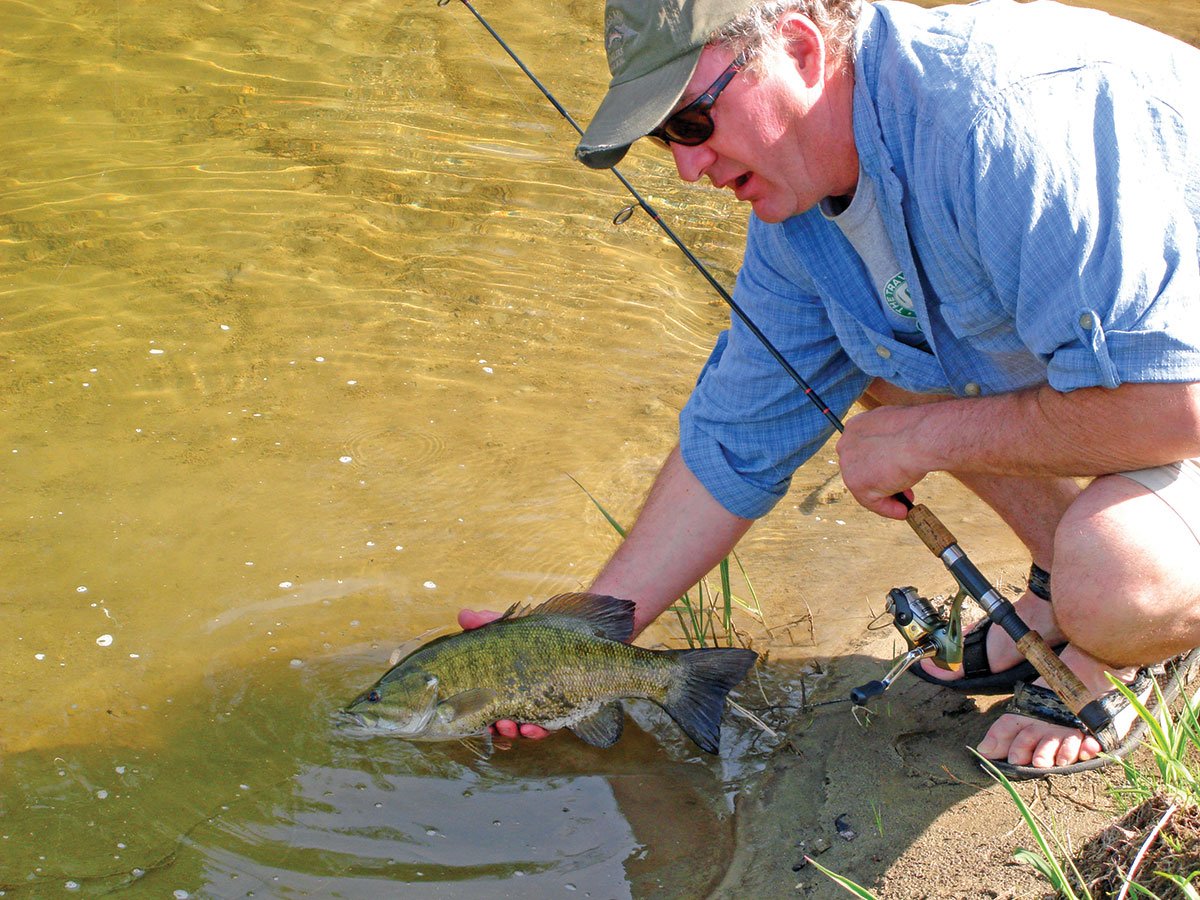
[777,12,826,86]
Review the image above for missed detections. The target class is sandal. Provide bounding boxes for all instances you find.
[909,563,1065,694]
[984,647,1200,780]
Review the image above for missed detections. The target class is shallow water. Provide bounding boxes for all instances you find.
[1,0,1196,896]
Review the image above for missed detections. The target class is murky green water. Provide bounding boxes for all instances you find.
[2,0,1197,896]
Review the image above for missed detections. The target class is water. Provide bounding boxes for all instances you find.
[2,0,1197,896]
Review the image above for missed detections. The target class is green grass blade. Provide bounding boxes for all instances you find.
[976,754,1089,899]
[719,559,734,647]
[567,473,627,538]
[806,858,880,898]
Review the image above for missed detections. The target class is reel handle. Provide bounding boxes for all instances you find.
[850,680,887,705]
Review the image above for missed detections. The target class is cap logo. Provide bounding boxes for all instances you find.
[605,10,635,72]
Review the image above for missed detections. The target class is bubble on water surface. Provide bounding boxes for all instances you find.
[423,581,437,589]
[279,581,293,589]
[76,586,88,593]
[339,456,353,463]
[35,653,45,661]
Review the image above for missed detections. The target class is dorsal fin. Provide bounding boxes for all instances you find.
[512,593,635,643]
[495,601,532,622]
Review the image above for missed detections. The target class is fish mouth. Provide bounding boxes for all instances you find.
[335,709,370,728]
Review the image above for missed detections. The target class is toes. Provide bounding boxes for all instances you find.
[977,713,1024,758]
[1005,718,1054,767]
[978,713,1093,769]
[1053,732,1083,768]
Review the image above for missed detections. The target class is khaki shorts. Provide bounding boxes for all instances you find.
[1118,459,1200,546]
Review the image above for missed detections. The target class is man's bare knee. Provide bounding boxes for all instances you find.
[1052,475,1200,664]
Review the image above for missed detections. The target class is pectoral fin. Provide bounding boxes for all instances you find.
[570,701,625,748]
[435,687,498,725]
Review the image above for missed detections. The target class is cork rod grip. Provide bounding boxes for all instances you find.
[905,504,957,556]
[1015,632,1094,714]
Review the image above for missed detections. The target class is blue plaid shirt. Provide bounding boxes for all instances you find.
[680,0,1200,518]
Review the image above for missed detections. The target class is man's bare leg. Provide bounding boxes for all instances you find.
[979,471,1200,767]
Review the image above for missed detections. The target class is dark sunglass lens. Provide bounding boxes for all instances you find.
[664,109,714,146]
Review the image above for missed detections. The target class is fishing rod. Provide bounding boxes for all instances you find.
[439,0,1111,740]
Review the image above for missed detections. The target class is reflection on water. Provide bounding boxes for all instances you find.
[2,0,1197,895]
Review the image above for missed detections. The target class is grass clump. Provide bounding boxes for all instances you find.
[989,670,1200,899]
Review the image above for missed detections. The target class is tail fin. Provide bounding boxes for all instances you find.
[661,648,758,754]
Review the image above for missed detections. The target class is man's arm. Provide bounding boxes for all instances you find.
[458,444,752,741]
[588,443,754,637]
[837,381,1200,518]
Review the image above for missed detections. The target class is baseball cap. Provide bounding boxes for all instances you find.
[575,0,760,169]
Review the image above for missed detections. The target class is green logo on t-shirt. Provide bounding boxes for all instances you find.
[884,273,916,319]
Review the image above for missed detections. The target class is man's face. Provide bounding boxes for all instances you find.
[659,25,857,223]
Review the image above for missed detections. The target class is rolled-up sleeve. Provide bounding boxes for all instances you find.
[679,218,871,518]
[963,64,1200,392]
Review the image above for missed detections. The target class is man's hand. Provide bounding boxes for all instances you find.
[836,405,927,519]
[456,609,551,741]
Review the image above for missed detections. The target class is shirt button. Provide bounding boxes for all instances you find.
[1079,313,1094,330]
[964,382,981,396]
[875,345,891,359]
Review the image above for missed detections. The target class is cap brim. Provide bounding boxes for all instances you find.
[575,47,703,169]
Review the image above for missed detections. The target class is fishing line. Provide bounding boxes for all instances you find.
[437,0,846,439]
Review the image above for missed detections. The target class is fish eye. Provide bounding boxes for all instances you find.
[367,690,382,703]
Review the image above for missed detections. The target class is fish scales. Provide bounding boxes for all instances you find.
[394,614,677,732]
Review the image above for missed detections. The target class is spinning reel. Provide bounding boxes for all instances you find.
[851,586,967,705]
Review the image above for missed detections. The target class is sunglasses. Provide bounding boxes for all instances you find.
[647,53,747,149]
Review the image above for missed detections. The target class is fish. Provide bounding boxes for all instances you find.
[343,592,758,754]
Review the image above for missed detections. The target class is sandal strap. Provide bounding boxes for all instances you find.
[960,621,994,679]
[1028,563,1052,602]
[1006,669,1152,751]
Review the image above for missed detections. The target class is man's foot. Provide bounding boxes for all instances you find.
[977,644,1142,771]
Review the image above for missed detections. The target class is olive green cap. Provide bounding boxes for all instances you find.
[575,0,760,169]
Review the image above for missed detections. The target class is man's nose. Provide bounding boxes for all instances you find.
[670,142,711,183]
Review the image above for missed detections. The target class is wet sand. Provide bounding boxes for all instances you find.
[708,479,1151,899]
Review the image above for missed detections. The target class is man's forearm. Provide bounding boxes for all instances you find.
[922,381,1200,477]
[589,444,753,637]
[838,381,1200,518]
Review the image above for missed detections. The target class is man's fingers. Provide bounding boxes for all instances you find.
[492,720,520,739]
[458,608,501,630]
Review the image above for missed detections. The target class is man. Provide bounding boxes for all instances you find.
[463,0,1200,777]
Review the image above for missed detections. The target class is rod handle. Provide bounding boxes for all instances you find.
[905,503,957,556]
[1014,632,1095,715]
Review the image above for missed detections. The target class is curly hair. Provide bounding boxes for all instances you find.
[709,0,863,71]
